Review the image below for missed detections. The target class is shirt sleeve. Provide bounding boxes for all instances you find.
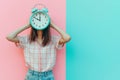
[52,35,64,49]
[16,36,28,48]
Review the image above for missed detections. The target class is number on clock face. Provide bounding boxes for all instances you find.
[31,12,49,29]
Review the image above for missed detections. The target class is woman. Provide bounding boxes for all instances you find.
[6,21,71,80]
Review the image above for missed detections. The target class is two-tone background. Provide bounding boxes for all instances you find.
[0,0,120,80]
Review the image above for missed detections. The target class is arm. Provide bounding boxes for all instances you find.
[50,21,71,45]
[6,24,31,43]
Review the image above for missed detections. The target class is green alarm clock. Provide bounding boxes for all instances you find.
[30,4,51,30]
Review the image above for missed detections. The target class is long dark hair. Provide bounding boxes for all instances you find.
[29,24,51,47]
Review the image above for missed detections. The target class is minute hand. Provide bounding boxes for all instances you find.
[33,17,39,21]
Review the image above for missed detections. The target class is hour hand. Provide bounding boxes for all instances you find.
[39,15,41,21]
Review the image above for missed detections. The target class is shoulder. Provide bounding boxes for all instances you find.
[16,35,30,48]
[51,35,61,41]
[51,35,60,39]
[51,35,64,49]
[17,35,30,43]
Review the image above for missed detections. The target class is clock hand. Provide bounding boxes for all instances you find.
[39,15,41,21]
[33,17,39,21]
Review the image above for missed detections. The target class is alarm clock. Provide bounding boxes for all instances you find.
[30,4,51,30]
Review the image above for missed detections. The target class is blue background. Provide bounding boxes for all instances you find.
[66,0,120,80]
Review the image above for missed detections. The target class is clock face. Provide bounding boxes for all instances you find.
[30,12,50,30]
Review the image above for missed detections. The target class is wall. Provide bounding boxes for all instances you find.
[67,0,120,80]
[0,0,65,80]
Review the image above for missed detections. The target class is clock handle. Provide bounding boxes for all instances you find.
[33,3,46,10]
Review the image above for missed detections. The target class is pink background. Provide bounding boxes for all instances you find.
[0,0,65,80]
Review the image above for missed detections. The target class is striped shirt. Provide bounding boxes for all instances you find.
[17,35,63,72]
